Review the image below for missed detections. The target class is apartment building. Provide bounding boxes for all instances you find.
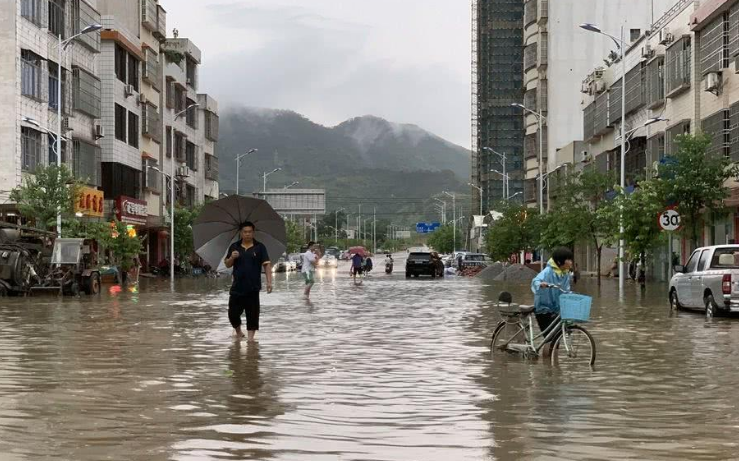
[573,0,739,279]
[0,0,103,215]
[0,0,219,270]
[520,0,673,208]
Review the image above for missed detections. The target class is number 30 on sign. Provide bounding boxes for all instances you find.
[658,209,681,231]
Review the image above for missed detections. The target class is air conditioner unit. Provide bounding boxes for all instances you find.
[593,68,604,79]
[138,93,147,104]
[176,166,191,178]
[124,84,135,97]
[94,124,104,139]
[594,79,606,93]
[659,28,673,45]
[642,44,654,58]
[704,71,721,94]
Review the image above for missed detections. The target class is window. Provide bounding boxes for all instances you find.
[48,0,65,38]
[115,44,127,83]
[143,158,161,193]
[128,54,139,91]
[647,133,665,166]
[72,0,101,53]
[524,43,537,71]
[666,121,691,155]
[625,62,645,114]
[73,139,101,186]
[101,162,141,199]
[711,248,739,268]
[142,103,161,143]
[697,250,711,272]
[73,66,101,118]
[48,134,67,164]
[174,85,186,112]
[21,50,42,99]
[609,78,623,124]
[115,104,126,142]
[128,111,139,148]
[21,127,42,171]
[185,184,196,208]
[49,62,60,110]
[666,37,691,96]
[700,13,729,74]
[205,111,219,141]
[524,0,537,26]
[21,0,42,25]
[166,79,175,108]
[186,141,198,171]
[166,126,172,157]
[647,56,665,108]
[702,110,730,158]
[205,154,218,181]
[186,56,198,89]
[630,29,641,42]
[730,102,739,161]
[594,91,609,133]
[186,99,198,128]
[143,48,160,90]
[174,132,186,161]
[685,250,700,273]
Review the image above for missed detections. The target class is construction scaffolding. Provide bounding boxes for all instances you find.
[471,0,525,213]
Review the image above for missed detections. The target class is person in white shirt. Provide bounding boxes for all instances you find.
[301,242,321,298]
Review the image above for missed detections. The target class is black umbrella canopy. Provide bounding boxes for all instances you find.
[193,196,287,269]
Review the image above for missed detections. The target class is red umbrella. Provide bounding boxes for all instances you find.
[349,246,367,257]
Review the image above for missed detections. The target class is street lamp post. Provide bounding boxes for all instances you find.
[235,148,257,196]
[512,102,546,267]
[50,23,103,236]
[468,183,483,215]
[262,168,281,192]
[443,191,456,251]
[489,169,510,201]
[171,103,200,285]
[483,147,507,199]
[335,208,345,244]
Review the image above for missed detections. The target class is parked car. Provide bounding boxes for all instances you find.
[273,258,288,273]
[461,253,489,269]
[670,245,739,317]
[288,253,303,271]
[405,252,440,278]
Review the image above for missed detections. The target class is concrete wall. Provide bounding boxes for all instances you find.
[0,1,18,202]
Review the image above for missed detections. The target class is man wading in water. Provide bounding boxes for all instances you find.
[224,222,273,341]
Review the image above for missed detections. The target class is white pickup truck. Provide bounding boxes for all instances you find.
[669,245,739,317]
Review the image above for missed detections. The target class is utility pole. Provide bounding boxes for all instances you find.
[373,207,376,254]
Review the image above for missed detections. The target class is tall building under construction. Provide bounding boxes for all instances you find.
[471,0,524,214]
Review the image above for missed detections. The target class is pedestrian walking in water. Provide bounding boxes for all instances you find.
[351,252,363,284]
[302,242,320,298]
[224,222,273,341]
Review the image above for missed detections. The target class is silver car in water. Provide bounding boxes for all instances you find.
[669,245,739,318]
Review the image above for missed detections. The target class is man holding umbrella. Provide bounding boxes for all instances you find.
[224,221,273,341]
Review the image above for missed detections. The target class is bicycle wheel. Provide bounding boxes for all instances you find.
[551,324,596,367]
[490,320,527,354]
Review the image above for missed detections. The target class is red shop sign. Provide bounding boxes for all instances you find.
[115,196,148,226]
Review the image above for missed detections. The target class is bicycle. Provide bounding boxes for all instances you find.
[489,286,596,367]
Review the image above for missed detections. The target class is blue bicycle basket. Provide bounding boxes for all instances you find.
[559,294,592,322]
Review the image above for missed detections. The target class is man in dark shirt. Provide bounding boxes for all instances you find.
[224,221,273,341]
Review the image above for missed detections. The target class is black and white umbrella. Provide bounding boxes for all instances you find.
[193,196,286,272]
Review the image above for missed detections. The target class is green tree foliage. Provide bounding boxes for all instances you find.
[286,220,304,253]
[485,203,542,261]
[657,133,739,248]
[10,164,83,231]
[173,205,202,262]
[428,224,462,254]
[544,168,617,279]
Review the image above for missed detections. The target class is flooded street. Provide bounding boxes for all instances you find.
[1,256,739,460]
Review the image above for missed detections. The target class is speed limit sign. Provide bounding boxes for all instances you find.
[658,209,681,231]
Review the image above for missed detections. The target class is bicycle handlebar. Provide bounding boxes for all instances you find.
[540,283,572,294]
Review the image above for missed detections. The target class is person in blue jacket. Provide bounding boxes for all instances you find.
[531,247,574,335]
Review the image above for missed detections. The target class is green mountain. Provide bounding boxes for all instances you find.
[216,107,471,224]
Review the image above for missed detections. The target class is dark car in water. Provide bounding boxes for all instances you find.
[405,252,438,278]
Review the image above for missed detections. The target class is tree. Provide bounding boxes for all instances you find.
[604,178,666,285]
[428,224,462,254]
[286,220,304,253]
[173,204,202,263]
[107,219,144,272]
[10,164,83,231]
[657,133,739,249]
[543,168,617,281]
[486,202,542,261]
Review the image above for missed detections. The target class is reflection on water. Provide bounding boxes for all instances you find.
[0,265,738,459]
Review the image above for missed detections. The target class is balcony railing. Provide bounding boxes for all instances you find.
[205,155,218,181]
[141,0,157,32]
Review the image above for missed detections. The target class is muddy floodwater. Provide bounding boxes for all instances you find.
[1,257,738,460]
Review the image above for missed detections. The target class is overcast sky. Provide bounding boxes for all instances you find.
[168,0,472,148]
